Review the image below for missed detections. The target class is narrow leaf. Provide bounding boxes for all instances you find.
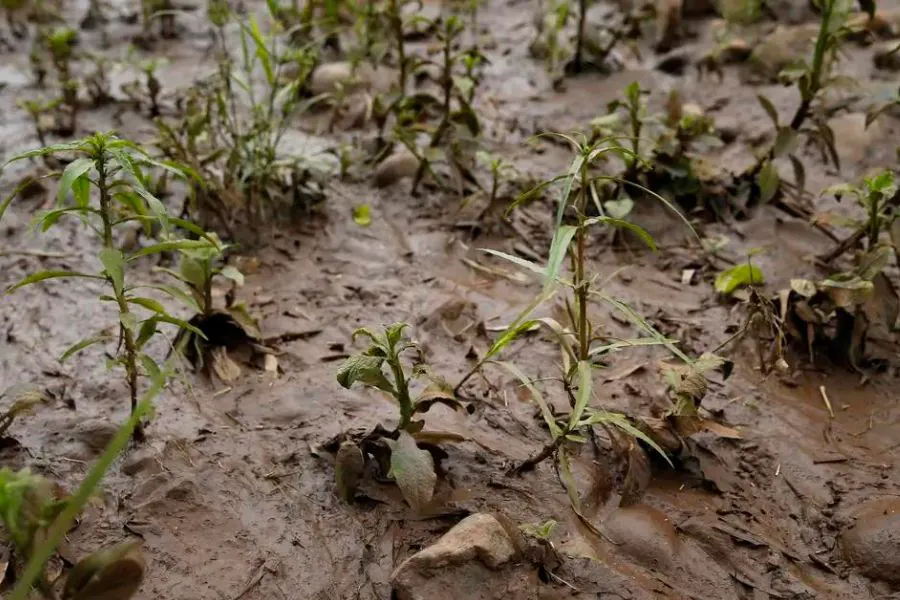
[99,248,125,295]
[757,161,779,203]
[57,158,94,204]
[496,361,562,438]
[568,360,593,429]
[715,263,764,294]
[59,335,110,362]
[6,270,102,294]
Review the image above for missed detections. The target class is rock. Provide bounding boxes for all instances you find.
[874,41,900,70]
[848,9,900,40]
[840,497,900,582]
[603,504,681,570]
[391,513,532,600]
[826,112,885,166]
[749,24,820,81]
[373,148,419,188]
[308,62,372,96]
[656,50,692,74]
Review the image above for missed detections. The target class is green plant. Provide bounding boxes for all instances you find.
[335,323,464,510]
[2,132,209,439]
[123,55,167,117]
[819,170,899,263]
[742,0,854,208]
[0,385,47,438]
[2,389,156,600]
[84,53,113,106]
[453,133,714,519]
[156,2,327,240]
[18,98,59,147]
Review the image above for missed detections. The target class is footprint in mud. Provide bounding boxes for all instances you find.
[602,504,681,571]
[839,497,900,583]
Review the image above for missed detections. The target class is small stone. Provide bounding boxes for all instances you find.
[603,504,681,570]
[308,62,372,96]
[373,149,419,188]
[840,497,900,582]
[749,24,820,81]
[391,513,529,600]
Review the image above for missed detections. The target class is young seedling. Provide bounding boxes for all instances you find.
[1,394,154,600]
[454,133,709,518]
[156,2,327,240]
[335,323,464,511]
[741,0,853,209]
[2,132,210,439]
[819,170,899,263]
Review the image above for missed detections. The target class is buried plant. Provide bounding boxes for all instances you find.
[0,394,154,600]
[334,323,464,511]
[454,133,732,515]
[1,132,208,438]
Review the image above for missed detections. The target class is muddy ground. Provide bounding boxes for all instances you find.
[2,0,900,598]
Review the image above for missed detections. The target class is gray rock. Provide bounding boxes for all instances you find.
[391,513,534,600]
[840,498,900,582]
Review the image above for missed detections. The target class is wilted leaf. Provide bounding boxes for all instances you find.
[790,278,817,298]
[715,263,764,294]
[353,204,371,227]
[820,276,873,308]
[757,160,779,203]
[388,431,436,512]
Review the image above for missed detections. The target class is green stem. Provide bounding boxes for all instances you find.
[575,157,589,361]
[97,154,141,431]
[390,354,413,430]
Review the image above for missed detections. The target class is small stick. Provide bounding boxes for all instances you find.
[819,385,834,419]
[232,559,267,600]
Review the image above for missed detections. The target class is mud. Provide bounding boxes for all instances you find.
[1,0,900,598]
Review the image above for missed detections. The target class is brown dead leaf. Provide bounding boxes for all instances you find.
[210,347,241,382]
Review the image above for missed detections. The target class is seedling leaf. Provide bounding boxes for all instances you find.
[336,355,395,395]
[715,263,764,294]
[388,431,436,512]
[57,158,94,204]
[99,248,125,295]
[60,335,111,362]
[496,361,562,438]
[758,161,779,203]
[353,204,372,227]
[6,270,102,293]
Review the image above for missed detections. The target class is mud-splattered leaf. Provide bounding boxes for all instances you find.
[585,411,673,466]
[388,431,436,512]
[557,446,582,512]
[64,541,144,600]
[336,355,395,395]
[218,266,244,286]
[757,160,779,203]
[353,204,371,227]
[335,441,365,502]
[864,272,899,330]
[790,278,817,298]
[857,245,892,281]
[226,304,261,340]
[820,276,873,308]
[715,263,764,294]
[568,360,593,430]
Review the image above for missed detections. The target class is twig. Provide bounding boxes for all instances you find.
[819,385,834,419]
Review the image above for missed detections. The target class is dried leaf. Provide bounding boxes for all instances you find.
[388,431,436,512]
[620,443,650,507]
[335,441,365,502]
[210,347,241,382]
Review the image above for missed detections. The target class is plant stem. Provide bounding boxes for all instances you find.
[573,0,587,72]
[507,436,563,475]
[389,353,413,430]
[97,151,142,439]
[575,157,589,361]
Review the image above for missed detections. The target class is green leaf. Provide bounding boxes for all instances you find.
[138,283,200,313]
[772,128,799,158]
[582,216,657,251]
[387,431,436,512]
[139,354,161,382]
[128,239,215,260]
[6,270,102,294]
[757,161,779,203]
[153,314,207,339]
[71,174,91,207]
[135,319,158,349]
[558,447,581,512]
[857,245,892,281]
[3,140,85,166]
[482,248,544,276]
[336,354,395,394]
[495,361,562,439]
[756,95,779,127]
[59,335,110,362]
[603,196,634,219]
[38,206,99,231]
[545,225,577,291]
[568,361,593,430]
[597,294,690,363]
[127,296,168,315]
[99,248,125,295]
[120,312,139,333]
[584,411,673,467]
[715,263,764,294]
[353,204,372,227]
[218,265,244,286]
[57,158,94,204]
